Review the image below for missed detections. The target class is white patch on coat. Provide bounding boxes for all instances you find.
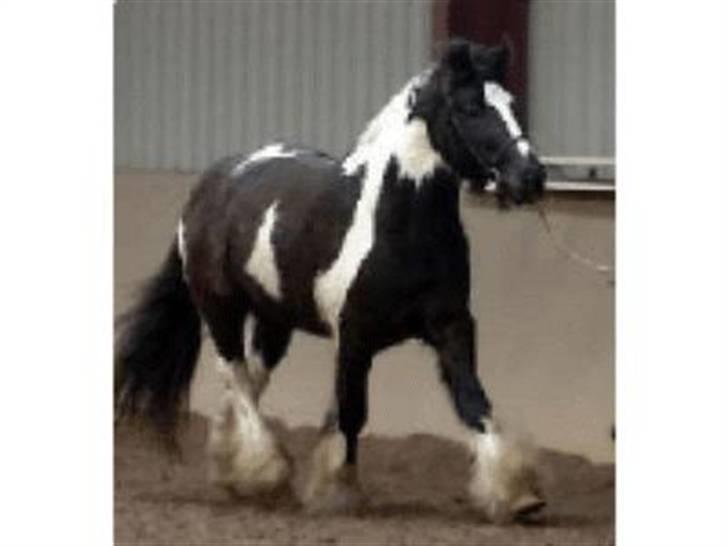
[244,201,282,300]
[468,419,543,523]
[242,314,268,399]
[315,72,442,327]
[483,82,530,157]
[231,142,298,176]
[208,357,290,495]
[176,220,187,267]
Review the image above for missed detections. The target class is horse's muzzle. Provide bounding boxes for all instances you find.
[522,163,546,202]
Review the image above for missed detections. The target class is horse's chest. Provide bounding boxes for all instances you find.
[367,231,469,292]
[335,211,470,322]
[313,191,468,326]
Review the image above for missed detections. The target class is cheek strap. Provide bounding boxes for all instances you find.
[448,113,530,183]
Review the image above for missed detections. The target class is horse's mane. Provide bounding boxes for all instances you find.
[343,68,433,170]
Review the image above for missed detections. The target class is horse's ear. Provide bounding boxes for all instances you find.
[491,43,510,83]
[472,42,510,83]
[442,38,474,80]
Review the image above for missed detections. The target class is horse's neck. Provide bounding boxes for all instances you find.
[343,71,442,179]
[342,118,462,241]
[341,72,463,231]
[343,117,444,182]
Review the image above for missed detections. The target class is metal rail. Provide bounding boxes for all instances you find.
[480,181,614,194]
[541,156,615,168]
[540,156,615,192]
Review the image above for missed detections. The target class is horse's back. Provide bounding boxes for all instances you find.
[180,144,360,334]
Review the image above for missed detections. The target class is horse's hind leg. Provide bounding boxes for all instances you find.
[203,300,293,497]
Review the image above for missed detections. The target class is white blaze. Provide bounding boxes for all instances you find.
[483,82,530,157]
[245,201,282,300]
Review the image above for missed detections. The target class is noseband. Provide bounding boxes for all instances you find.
[448,114,530,184]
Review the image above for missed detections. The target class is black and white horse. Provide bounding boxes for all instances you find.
[115,38,546,524]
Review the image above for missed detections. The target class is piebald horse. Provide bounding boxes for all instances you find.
[115,38,547,523]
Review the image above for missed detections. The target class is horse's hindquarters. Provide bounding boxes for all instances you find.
[181,153,354,337]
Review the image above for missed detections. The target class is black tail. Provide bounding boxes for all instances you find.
[114,242,202,444]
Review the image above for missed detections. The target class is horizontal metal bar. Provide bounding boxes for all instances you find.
[544,180,614,192]
[480,180,615,193]
[541,156,615,167]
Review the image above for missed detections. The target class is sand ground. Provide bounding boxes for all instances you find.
[115,415,614,545]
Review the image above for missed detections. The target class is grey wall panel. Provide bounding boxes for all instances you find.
[114,4,131,167]
[115,0,432,171]
[528,0,615,158]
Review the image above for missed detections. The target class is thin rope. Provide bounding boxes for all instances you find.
[448,106,614,278]
[536,201,615,277]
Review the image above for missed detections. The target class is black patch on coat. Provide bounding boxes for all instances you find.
[341,158,470,351]
[182,147,363,336]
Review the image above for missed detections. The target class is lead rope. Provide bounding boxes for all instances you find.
[450,113,614,278]
[535,199,615,278]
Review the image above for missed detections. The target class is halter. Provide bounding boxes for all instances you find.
[448,112,530,184]
[449,113,615,278]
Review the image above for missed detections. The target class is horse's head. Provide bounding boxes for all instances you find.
[413,39,545,206]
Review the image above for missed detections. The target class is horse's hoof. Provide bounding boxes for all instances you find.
[299,433,366,514]
[208,411,293,496]
[302,467,366,515]
[220,448,292,497]
[471,492,545,525]
[512,493,546,523]
[468,430,545,524]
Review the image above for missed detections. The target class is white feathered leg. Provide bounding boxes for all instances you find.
[468,419,544,523]
[208,356,290,497]
[299,427,364,513]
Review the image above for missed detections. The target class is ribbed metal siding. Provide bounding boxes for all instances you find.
[528,0,615,158]
[114,0,432,171]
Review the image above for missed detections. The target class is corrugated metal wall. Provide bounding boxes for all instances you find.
[528,0,615,158]
[114,0,432,171]
[115,0,614,169]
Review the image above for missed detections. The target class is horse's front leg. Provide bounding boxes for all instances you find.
[427,309,545,523]
[301,338,372,513]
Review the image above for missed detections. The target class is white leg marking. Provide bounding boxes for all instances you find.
[242,315,269,400]
[208,356,289,496]
[245,201,282,300]
[300,430,363,512]
[483,82,531,157]
[306,431,347,490]
[315,72,442,327]
[468,419,543,523]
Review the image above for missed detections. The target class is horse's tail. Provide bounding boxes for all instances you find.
[114,240,202,446]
